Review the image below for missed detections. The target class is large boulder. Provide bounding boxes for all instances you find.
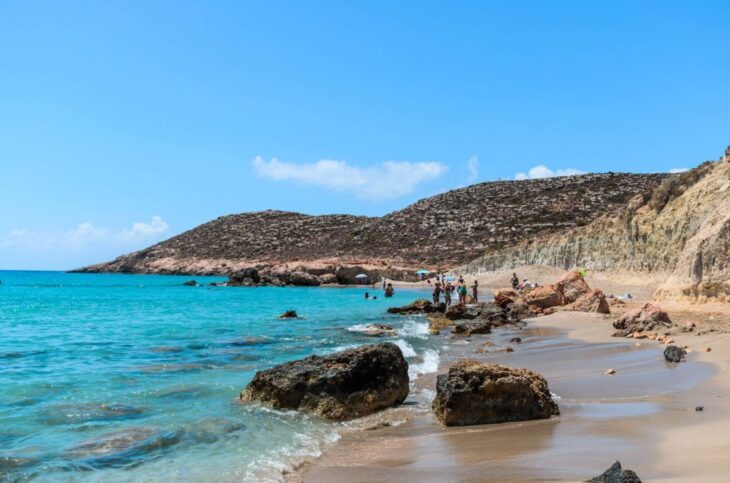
[569,289,611,314]
[287,271,321,286]
[613,303,673,336]
[586,461,642,482]
[444,304,482,320]
[432,361,559,426]
[494,288,519,308]
[318,273,338,285]
[228,268,261,286]
[240,343,409,420]
[387,299,444,315]
[556,271,591,304]
[522,284,564,310]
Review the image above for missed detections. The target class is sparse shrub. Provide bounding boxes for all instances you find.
[649,161,715,213]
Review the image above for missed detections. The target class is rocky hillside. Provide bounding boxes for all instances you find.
[77,172,668,278]
[463,147,730,302]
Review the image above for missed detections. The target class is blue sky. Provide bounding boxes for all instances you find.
[1,1,729,270]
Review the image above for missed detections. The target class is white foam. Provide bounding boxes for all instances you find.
[409,349,440,379]
[397,320,430,339]
[393,339,417,358]
[346,324,371,333]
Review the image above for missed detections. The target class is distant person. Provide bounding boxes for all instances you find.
[384,283,394,297]
[511,273,519,290]
[444,282,452,306]
[373,295,377,300]
[471,280,479,303]
[365,292,370,300]
[457,281,467,305]
[432,282,442,304]
[382,276,387,290]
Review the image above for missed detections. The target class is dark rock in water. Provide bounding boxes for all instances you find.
[279,310,298,319]
[240,343,409,420]
[664,345,686,363]
[585,461,642,482]
[387,299,444,315]
[228,268,261,286]
[66,427,182,469]
[509,337,522,343]
[432,361,559,426]
[452,320,492,336]
[182,280,197,286]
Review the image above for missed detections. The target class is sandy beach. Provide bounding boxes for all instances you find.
[293,269,730,482]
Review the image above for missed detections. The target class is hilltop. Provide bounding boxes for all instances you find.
[77,172,668,281]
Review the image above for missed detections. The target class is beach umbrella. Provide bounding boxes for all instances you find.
[416,269,430,275]
[444,276,455,282]
[355,274,369,279]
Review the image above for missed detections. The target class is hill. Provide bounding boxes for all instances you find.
[463,147,730,302]
[77,172,668,281]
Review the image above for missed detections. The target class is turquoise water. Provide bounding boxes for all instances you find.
[0,271,440,481]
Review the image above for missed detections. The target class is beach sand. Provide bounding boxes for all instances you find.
[291,274,730,482]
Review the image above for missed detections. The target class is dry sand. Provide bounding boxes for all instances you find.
[292,267,730,482]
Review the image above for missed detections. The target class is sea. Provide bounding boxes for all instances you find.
[0,271,443,482]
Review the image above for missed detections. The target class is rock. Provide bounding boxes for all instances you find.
[229,268,261,285]
[287,271,321,286]
[427,314,454,333]
[451,320,493,336]
[696,406,704,412]
[501,346,514,353]
[509,337,522,344]
[613,303,673,336]
[585,460,642,482]
[663,345,686,363]
[605,368,616,375]
[431,361,559,426]
[183,280,197,286]
[318,273,338,284]
[704,347,712,352]
[522,284,563,310]
[278,310,298,319]
[494,289,519,308]
[444,304,482,320]
[387,299,444,315]
[570,289,611,314]
[240,343,409,420]
[556,271,591,304]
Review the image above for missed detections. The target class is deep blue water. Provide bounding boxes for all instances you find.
[0,271,440,481]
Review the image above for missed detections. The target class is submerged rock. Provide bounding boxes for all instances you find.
[432,361,559,426]
[585,460,642,482]
[240,343,409,420]
[182,280,197,286]
[278,310,298,319]
[387,299,444,315]
[664,345,686,363]
[351,324,396,336]
[613,303,672,336]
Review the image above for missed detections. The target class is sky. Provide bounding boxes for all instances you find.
[1,1,729,270]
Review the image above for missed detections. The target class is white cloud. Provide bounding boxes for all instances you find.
[467,155,479,182]
[252,156,447,200]
[669,167,689,173]
[515,164,587,180]
[0,216,169,250]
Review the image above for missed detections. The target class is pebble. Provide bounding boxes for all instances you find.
[605,368,616,375]
[704,347,712,352]
[696,406,704,412]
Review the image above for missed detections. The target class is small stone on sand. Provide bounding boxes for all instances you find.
[605,368,616,375]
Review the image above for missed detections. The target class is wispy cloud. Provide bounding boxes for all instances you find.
[252,156,448,200]
[669,167,689,173]
[515,164,587,180]
[0,216,169,250]
[467,155,479,182]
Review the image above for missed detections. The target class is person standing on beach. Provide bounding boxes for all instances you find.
[444,282,452,306]
[432,282,442,304]
[471,280,479,303]
[511,273,519,290]
[457,281,467,305]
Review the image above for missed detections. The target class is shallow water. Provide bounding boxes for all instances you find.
[0,271,442,481]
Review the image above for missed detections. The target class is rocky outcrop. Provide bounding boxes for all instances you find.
[240,343,409,421]
[451,320,493,336]
[586,461,642,482]
[522,284,563,310]
[465,148,730,302]
[664,345,686,363]
[387,299,444,315]
[432,361,559,426]
[76,173,667,277]
[556,271,591,304]
[568,289,611,314]
[613,303,673,337]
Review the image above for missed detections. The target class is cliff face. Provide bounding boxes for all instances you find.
[77,173,667,276]
[464,149,730,302]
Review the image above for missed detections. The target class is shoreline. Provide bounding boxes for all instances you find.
[290,307,730,482]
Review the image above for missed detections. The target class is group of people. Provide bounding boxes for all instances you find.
[431,276,478,307]
[365,277,394,300]
[510,272,537,291]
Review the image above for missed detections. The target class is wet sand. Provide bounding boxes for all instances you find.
[293,310,730,482]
